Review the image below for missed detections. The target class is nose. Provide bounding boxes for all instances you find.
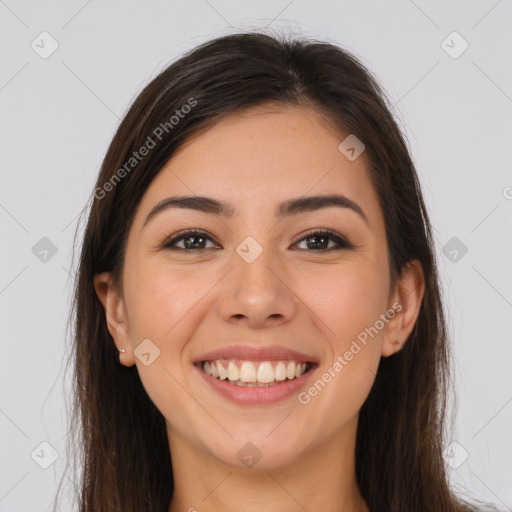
[216,246,298,329]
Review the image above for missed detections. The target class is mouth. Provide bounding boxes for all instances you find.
[193,345,319,405]
[198,359,316,387]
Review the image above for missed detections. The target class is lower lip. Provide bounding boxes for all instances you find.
[195,363,318,405]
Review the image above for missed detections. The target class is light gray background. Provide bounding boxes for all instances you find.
[1,1,511,511]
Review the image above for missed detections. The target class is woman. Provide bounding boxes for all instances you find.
[59,31,494,511]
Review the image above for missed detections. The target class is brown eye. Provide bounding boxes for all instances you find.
[162,230,219,250]
[293,229,353,251]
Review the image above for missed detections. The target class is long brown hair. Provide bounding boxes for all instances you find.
[56,30,493,512]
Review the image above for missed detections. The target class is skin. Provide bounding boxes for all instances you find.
[95,104,424,512]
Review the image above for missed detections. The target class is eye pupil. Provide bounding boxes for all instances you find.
[306,235,329,250]
[185,235,205,249]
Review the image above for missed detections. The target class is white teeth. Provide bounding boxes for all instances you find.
[239,361,257,382]
[217,362,227,380]
[286,361,295,380]
[234,380,280,387]
[257,361,275,383]
[227,361,239,381]
[201,359,310,384]
[275,361,287,381]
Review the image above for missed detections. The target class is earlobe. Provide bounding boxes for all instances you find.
[93,272,135,366]
[381,260,425,357]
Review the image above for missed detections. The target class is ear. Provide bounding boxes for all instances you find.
[382,260,425,357]
[94,272,135,366]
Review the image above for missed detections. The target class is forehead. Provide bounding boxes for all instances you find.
[134,105,383,228]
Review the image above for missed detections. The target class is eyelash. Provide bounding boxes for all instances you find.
[161,228,353,252]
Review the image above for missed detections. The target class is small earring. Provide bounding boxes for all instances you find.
[118,348,126,364]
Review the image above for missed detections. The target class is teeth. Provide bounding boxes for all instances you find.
[234,380,282,387]
[240,361,257,382]
[227,361,239,381]
[286,362,295,380]
[257,361,274,383]
[201,359,310,384]
[295,363,306,378]
[217,362,227,380]
[275,362,287,381]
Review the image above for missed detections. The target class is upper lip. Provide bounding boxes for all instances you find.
[194,344,318,364]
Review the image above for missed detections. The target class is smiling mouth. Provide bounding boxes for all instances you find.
[199,359,315,387]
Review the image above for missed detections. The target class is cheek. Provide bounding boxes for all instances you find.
[297,262,387,404]
[301,261,388,347]
[125,260,214,343]
[122,262,219,435]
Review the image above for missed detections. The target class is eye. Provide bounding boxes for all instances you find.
[161,230,219,250]
[292,229,353,251]
[161,228,352,252]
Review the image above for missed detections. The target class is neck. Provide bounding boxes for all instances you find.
[167,416,369,512]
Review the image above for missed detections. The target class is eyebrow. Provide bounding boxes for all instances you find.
[142,194,369,228]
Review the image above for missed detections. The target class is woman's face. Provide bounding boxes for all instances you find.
[96,104,422,470]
